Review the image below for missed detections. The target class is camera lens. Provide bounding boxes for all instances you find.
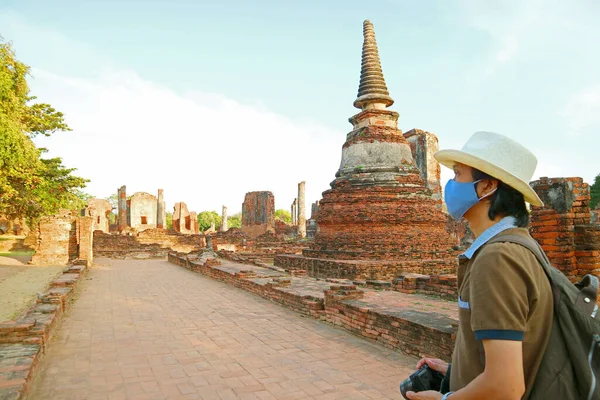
[399,378,414,399]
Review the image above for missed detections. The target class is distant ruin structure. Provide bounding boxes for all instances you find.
[275,20,458,280]
[117,185,127,232]
[221,206,228,232]
[85,198,112,233]
[306,201,320,239]
[241,191,275,237]
[291,199,298,226]
[297,181,306,238]
[157,189,166,229]
[127,192,158,230]
[173,202,199,234]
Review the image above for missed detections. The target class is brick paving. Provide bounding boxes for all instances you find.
[28,258,417,400]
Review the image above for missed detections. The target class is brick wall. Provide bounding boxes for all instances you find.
[275,254,457,281]
[241,191,275,237]
[530,177,600,281]
[28,211,78,266]
[94,229,205,258]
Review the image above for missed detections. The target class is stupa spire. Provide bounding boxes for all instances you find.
[353,20,394,110]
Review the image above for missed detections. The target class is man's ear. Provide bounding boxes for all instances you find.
[477,179,498,198]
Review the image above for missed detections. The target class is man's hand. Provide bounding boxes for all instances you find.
[405,390,443,400]
[415,358,448,375]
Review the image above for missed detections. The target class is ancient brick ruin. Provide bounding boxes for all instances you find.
[84,198,112,233]
[241,191,275,237]
[27,210,94,266]
[530,177,600,282]
[127,192,158,230]
[173,202,199,234]
[306,201,320,238]
[275,20,459,280]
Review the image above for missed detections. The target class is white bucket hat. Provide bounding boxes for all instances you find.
[434,131,544,207]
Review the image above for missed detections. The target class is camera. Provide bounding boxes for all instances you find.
[399,365,445,399]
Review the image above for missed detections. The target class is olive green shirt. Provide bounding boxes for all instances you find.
[450,227,553,399]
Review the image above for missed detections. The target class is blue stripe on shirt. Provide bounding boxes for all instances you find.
[474,329,524,341]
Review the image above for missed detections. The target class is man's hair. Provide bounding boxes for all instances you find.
[471,169,530,227]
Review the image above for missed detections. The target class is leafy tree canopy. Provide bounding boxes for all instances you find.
[0,40,88,220]
[274,209,292,224]
[197,211,221,232]
[165,212,173,229]
[227,213,242,229]
[591,174,600,210]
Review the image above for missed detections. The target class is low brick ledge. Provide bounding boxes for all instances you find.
[169,252,458,361]
[0,264,88,400]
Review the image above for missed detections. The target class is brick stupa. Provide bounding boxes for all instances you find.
[276,20,459,280]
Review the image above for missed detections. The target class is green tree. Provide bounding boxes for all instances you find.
[274,209,292,224]
[0,40,88,220]
[165,212,173,229]
[228,213,242,229]
[591,174,600,210]
[197,211,221,231]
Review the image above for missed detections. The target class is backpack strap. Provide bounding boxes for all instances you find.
[487,233,599,316]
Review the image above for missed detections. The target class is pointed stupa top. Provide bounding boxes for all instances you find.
[353,20,394,110]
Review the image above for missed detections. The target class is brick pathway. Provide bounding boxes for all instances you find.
[28,258,417,400]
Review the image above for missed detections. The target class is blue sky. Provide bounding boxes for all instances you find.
[2,0,599,214]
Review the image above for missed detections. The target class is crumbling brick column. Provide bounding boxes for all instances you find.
[157,189,166,229]
[291,199,297,225]
[77,216,94,266]
[530,177,599,280]
[404,129,442,204]
[221,206,228,232]
[117,185,127,232]
[298,181,306,238]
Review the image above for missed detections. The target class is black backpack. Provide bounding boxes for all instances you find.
[488,234,600,400]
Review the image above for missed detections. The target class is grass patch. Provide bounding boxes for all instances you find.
[0,251,34,257]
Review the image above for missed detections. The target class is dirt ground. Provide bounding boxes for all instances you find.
[0,264,63,322]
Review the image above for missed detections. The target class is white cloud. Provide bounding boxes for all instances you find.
[31,68,341,215]
[560,85,600,137]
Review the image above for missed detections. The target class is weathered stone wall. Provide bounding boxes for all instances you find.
[241,191,275,237]
[77,216,94,267]
[28,210,94,266]
[29,211,78,266]
[275,254,457,281]
[530,177,600,281]
[173,202,198,234]
[85,198,112,233]
[0,217,29,236]
[93,229,205,258]
[403,129,442,203]
[128,192,158,231]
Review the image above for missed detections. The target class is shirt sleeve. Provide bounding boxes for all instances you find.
[469,243,535,341]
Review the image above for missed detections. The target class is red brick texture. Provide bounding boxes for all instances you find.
[93,229,205,259]
[276,107,459,280]
[530,177,600,281]
[28,211,94,267]
[241,191,275,237]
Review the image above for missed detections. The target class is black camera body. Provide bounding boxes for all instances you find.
[399,365,445,399]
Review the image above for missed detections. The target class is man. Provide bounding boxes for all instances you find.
[406,131,553,400]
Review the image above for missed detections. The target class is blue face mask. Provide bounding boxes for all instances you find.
[444,179,496,220]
